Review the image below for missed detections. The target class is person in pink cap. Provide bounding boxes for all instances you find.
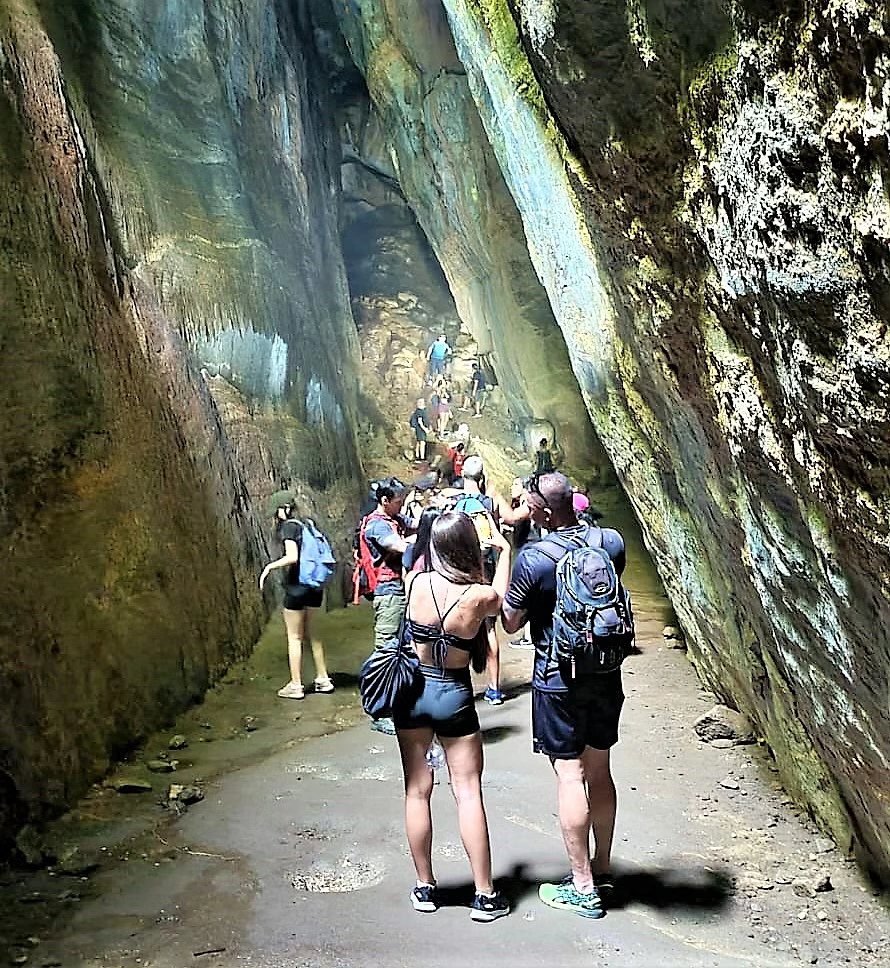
[572,492,590,515]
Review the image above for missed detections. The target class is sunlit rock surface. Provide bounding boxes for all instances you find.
[432,0,890,880]
[0,0,362,848]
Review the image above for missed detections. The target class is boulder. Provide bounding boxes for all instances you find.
[694,705,755,745]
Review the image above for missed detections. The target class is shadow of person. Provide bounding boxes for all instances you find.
[429,863,548,909]
[480,724,522,745]
[605,865,734,912]
[431,863,733,915]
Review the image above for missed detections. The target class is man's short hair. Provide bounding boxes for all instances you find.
[462,455,484,481]
[535,471,572,510]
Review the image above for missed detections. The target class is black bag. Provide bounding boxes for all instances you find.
[358,583,422,717]
[358,632,421,718]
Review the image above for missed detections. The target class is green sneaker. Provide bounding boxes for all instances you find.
[538,880,605,918]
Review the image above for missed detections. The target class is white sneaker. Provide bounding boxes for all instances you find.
[314,677,335,694]
[277,681,305,700]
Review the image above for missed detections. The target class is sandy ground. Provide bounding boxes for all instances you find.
[2,560,888,968]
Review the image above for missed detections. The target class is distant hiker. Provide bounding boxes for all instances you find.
[535,438,555,475]
[356,479,414,734]
[468,361,487,418]
[409,398,433,462]
[446,441,466,483]
[436,392,453,438]
[396,511,512,922]
[259,491,335,700]
[426,334,452,383]
[501,472,630,919]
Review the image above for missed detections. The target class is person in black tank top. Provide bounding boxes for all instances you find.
[393,511,512,922]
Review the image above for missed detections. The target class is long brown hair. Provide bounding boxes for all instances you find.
[428,511,484,584]
[428,512,488,672]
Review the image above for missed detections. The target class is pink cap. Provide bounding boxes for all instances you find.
[572,492,590,513]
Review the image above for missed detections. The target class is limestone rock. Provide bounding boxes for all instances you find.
[168,735,188,751]
[146,760,176,774]
[694,705,755,745]
[111,778,153,794]
[167,784,204,806]
[14,826,51,868]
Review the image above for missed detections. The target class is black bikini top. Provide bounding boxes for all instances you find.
[406,576,482,666]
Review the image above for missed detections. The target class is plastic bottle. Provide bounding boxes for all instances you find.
[425,740,446,771]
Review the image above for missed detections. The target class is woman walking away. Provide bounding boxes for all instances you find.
[394,511,512,921]
[259,491,334,700]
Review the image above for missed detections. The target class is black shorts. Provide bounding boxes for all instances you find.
[532,672,624,758]
[283,585,323,611]
[415,429,427,442]
[393,665,479,737]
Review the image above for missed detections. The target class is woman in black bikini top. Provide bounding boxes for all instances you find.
[394,510,512,922]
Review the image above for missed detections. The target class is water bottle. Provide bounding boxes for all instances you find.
[425,740,446,771]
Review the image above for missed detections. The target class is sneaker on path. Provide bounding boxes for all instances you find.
[538,881,604,918]
[483,687,504,706]
[470,891,510,922]
[411,884,438,913]
[370,717,396,735]
[277,681,305,700]
[314,677,335,693]
[509,637,534,650]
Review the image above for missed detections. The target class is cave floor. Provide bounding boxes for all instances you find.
[3,587,888,967]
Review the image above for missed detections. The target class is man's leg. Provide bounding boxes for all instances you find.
[582,746,617,877]
[372,593,406,649]
[551,756,594,894]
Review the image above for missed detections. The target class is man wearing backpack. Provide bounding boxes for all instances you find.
[501,472,629,919]
[357,479,414,734]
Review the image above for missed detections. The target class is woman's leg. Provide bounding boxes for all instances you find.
[397,727,437,885]
[303,609,331,683]
[440,732,493,895]
[282,608,307,686]
[485,624,501,697]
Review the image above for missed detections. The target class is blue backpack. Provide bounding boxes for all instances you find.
[294,519,337,588]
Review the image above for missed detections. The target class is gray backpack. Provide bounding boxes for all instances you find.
[538,528,635,677]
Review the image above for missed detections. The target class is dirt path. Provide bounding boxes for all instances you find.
[2,561,888,967]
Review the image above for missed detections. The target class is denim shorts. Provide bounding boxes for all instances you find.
[393,664,480,737]
[532,672,624,758]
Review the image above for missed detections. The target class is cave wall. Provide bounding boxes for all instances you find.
[428,0,890,880]
[331,0,606,470]
[0,0,363,849]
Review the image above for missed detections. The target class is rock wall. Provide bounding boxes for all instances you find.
[331,0,607,471]
[431,0,890,881]
[0,0,363,851]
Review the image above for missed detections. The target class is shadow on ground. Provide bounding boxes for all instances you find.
[428,862,733,913]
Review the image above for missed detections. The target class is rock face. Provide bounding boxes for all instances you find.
[332,0,609,474]
[0,0,363,850]
[3,0,889,891]
[423,0,889,880]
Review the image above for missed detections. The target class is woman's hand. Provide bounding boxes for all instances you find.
[258,566,271,591]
